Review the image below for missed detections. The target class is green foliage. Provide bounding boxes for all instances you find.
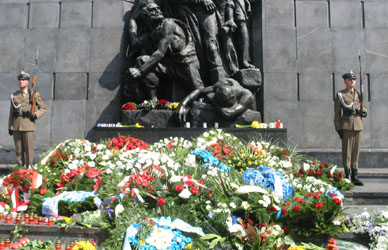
[58,196,97,217]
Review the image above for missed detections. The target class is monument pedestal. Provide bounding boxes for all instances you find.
[93,127,287,145]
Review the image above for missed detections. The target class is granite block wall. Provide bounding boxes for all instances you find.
[260,0,388,150]
[0,0,388,164]
[0,0,127,155]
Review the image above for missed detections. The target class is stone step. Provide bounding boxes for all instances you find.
[344,182,388,205]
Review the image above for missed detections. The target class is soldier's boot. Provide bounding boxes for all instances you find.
[351,168,364,186]
[344,168,351,181]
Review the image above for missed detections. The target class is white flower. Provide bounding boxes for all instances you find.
[115,203,124,217]
[241,201,250,210]
[235,185,268,194]
[303,163,310,171]
[178,188,192,199]
[88,161,95,167]
[206,205,212,211]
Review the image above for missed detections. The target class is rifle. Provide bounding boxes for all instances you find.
[358,53,364,109]
[31,47,39,115]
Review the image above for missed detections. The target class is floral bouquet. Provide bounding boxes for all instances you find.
[106,135,148,152]
[278,192,346,236]
[121,101,138,110]
[123,217,204,250]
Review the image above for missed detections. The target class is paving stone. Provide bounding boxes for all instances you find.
[0,3,28,28]
[60,1,92,28]
[54,72,87,100]
[29,3,60,29]
[55,28,91,72]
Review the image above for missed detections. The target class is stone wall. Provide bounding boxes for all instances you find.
[0,0,130,152]
[0,0,387,161]
[258,0,388,151]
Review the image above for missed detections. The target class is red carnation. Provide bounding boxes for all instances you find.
[40,186,47,195]
[157,198,166,206]
[175,184,185,192]
[315,202,323,210]
[191,186,199,195]
[294,204,300,212]
[333,198,342,205]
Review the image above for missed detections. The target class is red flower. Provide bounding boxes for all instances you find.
[306,192,314,197]
[294,204,300,212]
[315,202,323,210]
[40,186,47,195]
[157,99,168,105]
[328,173,333,178]
[314,193,321,200]
[282,226,290,235]
[316,171,323,176]
[284,203,290,207]
[333,198,342,205]
[191,186,199,195]
[282,209,288,215]
[309,169,315,175]
[157,198,166,206]
[175,184,185,192]
[223,147,230,154]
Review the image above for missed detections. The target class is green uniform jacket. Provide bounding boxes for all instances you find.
[8,90,46,132]
[334,88,366,131]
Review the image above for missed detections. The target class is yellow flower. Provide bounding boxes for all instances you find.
[135,123,144,128]
[72,241,96,250]
[287,246,304,250]
[63,217,73,224]
[185,243,193,249]
[168,102,179,110]
[251,121,260,128]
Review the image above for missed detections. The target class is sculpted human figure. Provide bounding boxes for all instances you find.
[167,0,226,83]
[219,0,254,70]
[126,2,204,102]
[178,77,254,123]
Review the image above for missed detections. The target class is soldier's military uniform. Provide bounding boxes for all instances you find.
[8,72,46,166]
[334,71,366,186]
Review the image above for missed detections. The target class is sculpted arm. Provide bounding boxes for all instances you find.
[130,20,175,78]
[178,86,213,123]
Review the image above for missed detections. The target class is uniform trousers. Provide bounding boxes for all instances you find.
[13,131,35,166]
[342,130,362,169]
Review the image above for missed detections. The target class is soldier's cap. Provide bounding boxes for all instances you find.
[342,71,356,80]
[17,71,31,80]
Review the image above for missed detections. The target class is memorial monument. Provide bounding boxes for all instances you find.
[121,0,262,128]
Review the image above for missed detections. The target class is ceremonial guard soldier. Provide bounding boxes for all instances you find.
[334,71,367,186]
[8,71,46,167]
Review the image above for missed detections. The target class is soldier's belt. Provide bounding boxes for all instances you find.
[14,110,31,118]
